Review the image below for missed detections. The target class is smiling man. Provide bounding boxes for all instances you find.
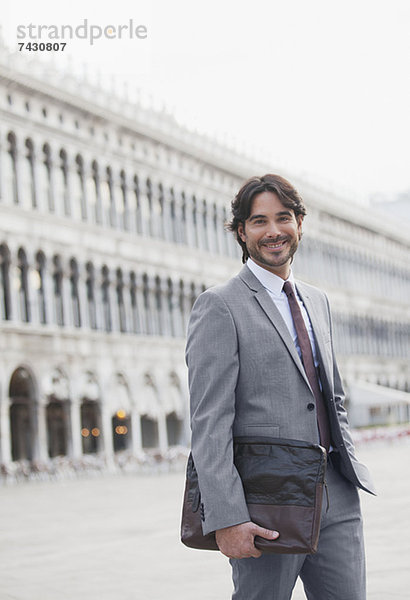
[185,174,375,600]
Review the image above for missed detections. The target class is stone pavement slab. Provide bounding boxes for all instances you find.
[0,438,409,599]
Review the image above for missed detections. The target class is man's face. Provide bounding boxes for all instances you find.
[237,191,303,280]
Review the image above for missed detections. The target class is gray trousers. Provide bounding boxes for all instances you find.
[230,457,366,600]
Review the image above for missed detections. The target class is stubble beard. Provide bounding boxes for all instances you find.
[250,237,299,270]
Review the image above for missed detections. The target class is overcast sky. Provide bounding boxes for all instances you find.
[3,0,410,202]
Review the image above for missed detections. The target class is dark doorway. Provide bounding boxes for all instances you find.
[166,412,182,446]
[80,400,101,454]
[9,367,36,461]
[46,399,69,457]
[141,415,159,449]
[112,411,131,452]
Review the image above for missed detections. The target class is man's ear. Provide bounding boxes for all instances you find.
[237,222,246,243]
[297,215,304,240]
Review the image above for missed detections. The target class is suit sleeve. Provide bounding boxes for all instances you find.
[325,294,376,494]
[323,293,357,453]
[185,289,250,535]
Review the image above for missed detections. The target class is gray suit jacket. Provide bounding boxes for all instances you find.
[186,264,375,536]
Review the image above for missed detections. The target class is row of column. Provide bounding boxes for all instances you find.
[0,395,184,466]
[0,244,203,336]
[296,238,410,303]
[0,131,239,258]
[333,313,410,359]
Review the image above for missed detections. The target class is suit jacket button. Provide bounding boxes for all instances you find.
[307,403,315,411]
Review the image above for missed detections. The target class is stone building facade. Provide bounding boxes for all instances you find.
[0,42,409,475]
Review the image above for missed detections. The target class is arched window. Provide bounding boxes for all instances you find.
[200,199,209,250]
[178,279,186,333]
[52,255,64,326]
[56,149,69,215]
[0,243,12,320]
[9,367,37,461]
[41,143,53,211]
[69,258,81,327]
[129,271,139,333]
[181,192,187,243]
[116,268,126,333]
[35,251,47,324]
[23,138,36,208]
[87,160,100,224]
[169,188,177,242]
[154,275,163,335]
[6,132,19,204]
[191,195,198,247]
[167,278,175,337]
[86,261,97,330]
[189,282,197,311]
[106,167,116,227]
[146,178,153,236]
[101,265,112,332]
[17,248,30,322]
[133,175,142,234]
[73,154,86,220]
[157,182,165,238]
[119,170,128,230]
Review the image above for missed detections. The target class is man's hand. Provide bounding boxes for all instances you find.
[215,522,279,559]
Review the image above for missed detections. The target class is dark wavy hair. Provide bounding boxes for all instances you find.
[226,174,307,263]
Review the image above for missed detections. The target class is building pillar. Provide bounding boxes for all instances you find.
[0,397,12,463]
[8,252,21,323]
[162,187,173,243]
[131,410,142,454]
[70,398,83,459]
[174,190,185,244]
[157,413,168,453]
[0,132,5,203]
[101,404,115,468]
[34,399,49,462]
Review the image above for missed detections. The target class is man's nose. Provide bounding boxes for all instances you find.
[265,221,281,237]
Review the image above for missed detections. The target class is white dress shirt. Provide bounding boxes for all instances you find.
[246,258,319,368]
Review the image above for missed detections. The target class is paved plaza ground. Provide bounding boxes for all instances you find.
[0,437,409,600]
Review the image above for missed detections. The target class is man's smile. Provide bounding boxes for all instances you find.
[261,239,288,251]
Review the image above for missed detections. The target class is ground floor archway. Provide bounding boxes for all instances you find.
[140,415,158,449]
[80,400,101,454]
[46,398,70,457]
[9,367,37,461]
[112,411,132,452]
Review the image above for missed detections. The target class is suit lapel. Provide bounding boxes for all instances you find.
[238,266,311,389]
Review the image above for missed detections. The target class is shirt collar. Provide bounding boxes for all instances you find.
[247,258,295,297]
